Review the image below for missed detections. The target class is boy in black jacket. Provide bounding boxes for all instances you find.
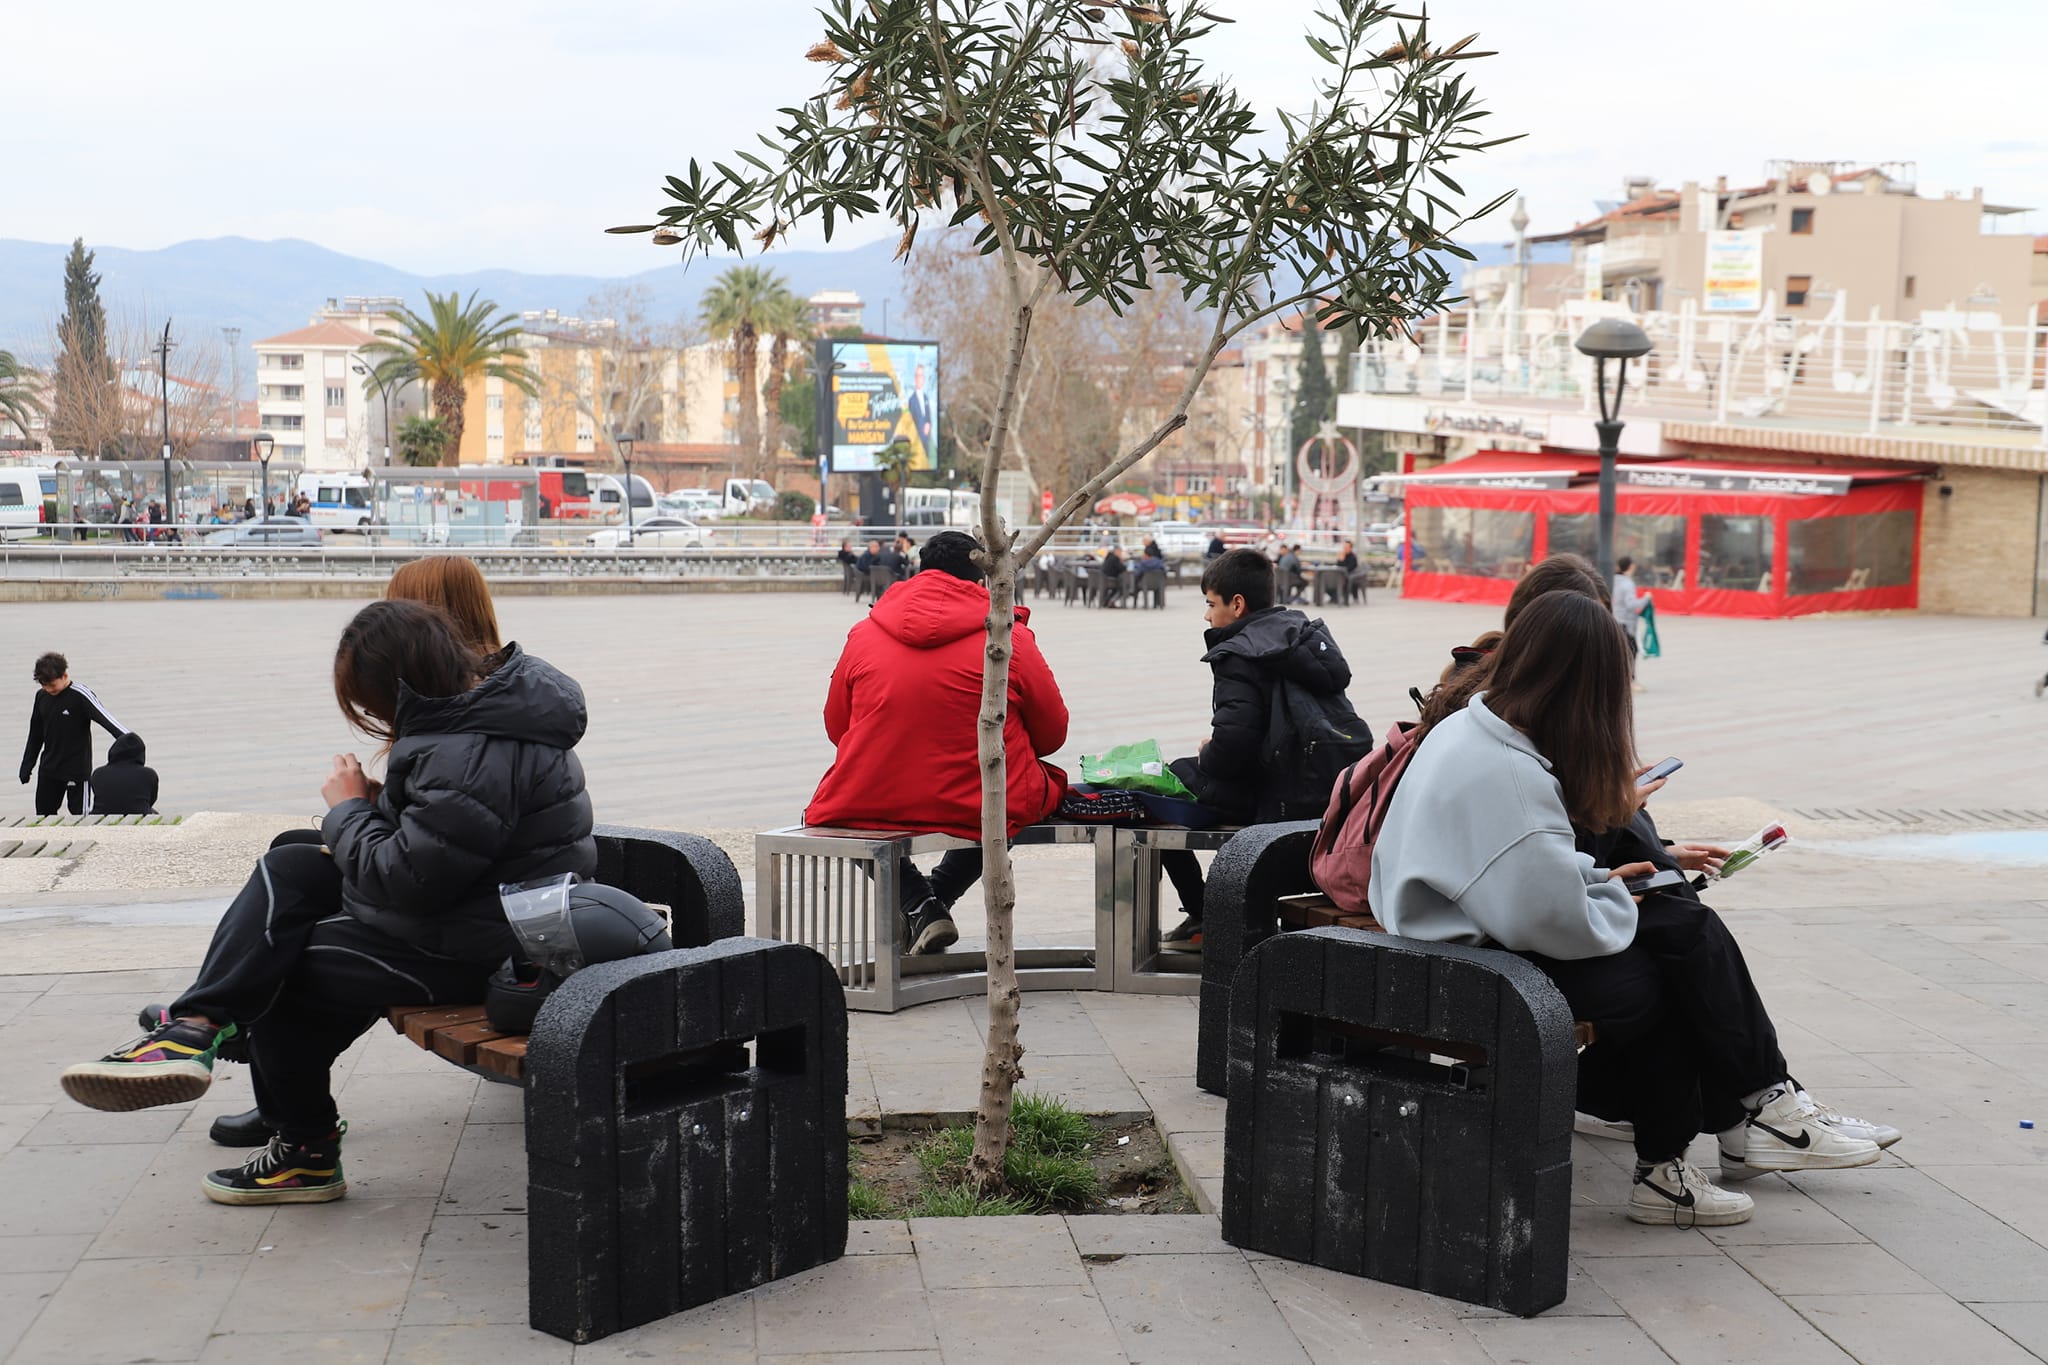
[1160,549,1361,946]
[19,653,128,815]
[90,732,159,815]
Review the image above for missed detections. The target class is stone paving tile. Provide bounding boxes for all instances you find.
[567,1293,753,1361]
[752,1354,939,1365]
[869,1061,983,1120]
[0,993,40,1028]
[1465,1315,1675,1364]
[12,1253,246,1365]
[1168,1129,1225,1183]
[1969,1302,2048,1358]
[0,1271,65,1359]
[1788,1165,2048,1303]
[0,1233,91,1274]
[927,1285,1125,1363]
[45,966,197,996]
[1581,1254,1853,1364]
[0,1142,158,1237]
[1248,1256,1488,1364]
[466,1079,525,1125]
[1090,1252,1311,1364]
[1068,1213,1230,1257]
[750,1252,937,1356]
[0,1102,47,1158]
[1697,1182,1873,1249]
[438,1113,530,1214]
[24,1103,191,1145]
[195,1329,395,1363]
[1565,1204,1715,1258]
[846,1219,912,1255]
[332,1071,477,1203]
[968,992,1112,1056]
[403,1214,528,1326]
[1454,1261,1623,1320]
[1132,1074,1225,1138]
[847,1060,881,1131]
[215,1197,435,1334]
[1020,1053,1146,1116]
[908,1214,1084,1289]
[0,1014,126,1105]
[1722,1242,1938,1296]
[86,1133,278,1259]
[390,1322,575,1362]
[848,1000,981,1067]
[1787,1293,2040,1365]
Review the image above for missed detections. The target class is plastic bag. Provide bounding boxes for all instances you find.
[1076,740,1196,798]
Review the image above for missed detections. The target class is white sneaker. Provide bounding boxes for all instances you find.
[1628,1156,1754,1227]
[1796,1088,1903,1149]
[1720,1085,1882,1180]
[1574,1111,1634,1143]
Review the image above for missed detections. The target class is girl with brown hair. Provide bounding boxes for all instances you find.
[62,600,596,1207]
[385,555,503,655]
[1368,589,1889,1229]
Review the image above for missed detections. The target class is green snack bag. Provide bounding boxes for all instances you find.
[1076,740,1196,799]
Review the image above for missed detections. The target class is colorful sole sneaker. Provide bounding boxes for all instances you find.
[138,1003,250,1065]
[202,1123,348,1206]
[1628,1156,1753,1227]
[1160,916,1204,950]
[60,1018,237,1112]
[1720,1085,1882,1180]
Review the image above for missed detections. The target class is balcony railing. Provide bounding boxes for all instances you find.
[1350,304,2047,441]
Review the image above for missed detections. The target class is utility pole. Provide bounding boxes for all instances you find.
[154,320,175,527]
[222,326,241,435]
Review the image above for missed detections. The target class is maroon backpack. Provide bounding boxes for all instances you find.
[1309,720,1423,917]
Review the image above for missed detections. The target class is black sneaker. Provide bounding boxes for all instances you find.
[209,1108,280,1148]
[139,1002,249,1064]
[61,1017,238,1112]
[905,898,959,956]
[1161,915,1203,950]
[202,1123,348,1205]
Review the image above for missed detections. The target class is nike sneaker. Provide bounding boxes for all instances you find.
[1796,1087,1903,1149]
[1720,1085,1882,1180]
[1628,1156,1754,1227]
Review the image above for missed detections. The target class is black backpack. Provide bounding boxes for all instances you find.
[1260,677,1375,821]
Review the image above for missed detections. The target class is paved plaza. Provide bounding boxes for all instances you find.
[2,592,2048,1360]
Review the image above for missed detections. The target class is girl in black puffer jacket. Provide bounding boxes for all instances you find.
[61,600,597,1207]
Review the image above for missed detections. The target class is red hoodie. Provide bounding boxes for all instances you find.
[805,572,1069,839]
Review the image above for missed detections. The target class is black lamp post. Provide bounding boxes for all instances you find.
[1573,318,1653,582]
[613,430,637,540]
[252,432,275,520]
[352,359,394,466]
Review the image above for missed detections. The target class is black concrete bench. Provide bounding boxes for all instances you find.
[1220,926,1576,1317]
[1197,821,1323,1097]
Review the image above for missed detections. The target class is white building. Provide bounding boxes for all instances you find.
[250,298,419,471]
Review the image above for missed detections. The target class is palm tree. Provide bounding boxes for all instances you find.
[364,291,534,465]
[758,286,810,470]
[700,266,789,480]
[0,350,44,440]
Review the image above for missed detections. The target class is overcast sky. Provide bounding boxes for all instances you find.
[11,0,2042,275]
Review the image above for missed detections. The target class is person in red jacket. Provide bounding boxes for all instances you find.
[805,530,1070,954]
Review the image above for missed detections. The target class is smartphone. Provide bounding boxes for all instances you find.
[1623,868,1687,895]
[1637,756,1683,787]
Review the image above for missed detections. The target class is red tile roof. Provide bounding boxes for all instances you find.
[253,321,380,349]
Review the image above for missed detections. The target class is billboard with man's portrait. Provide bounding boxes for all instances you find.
[824,340,940,473]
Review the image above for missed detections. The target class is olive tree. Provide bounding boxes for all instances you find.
[618,0,1506,1187]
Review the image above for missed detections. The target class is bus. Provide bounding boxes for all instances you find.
[901,488,981,527]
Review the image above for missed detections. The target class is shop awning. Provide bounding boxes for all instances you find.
[1369,449,1608,490]
[1615,457,1934,496]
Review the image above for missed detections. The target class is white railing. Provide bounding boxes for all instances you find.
[1353,301,2048,441]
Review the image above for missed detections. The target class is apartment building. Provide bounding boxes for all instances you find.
[249,298,419,471]
[805,290,864,333]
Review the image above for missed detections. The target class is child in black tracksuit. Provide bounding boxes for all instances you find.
[1159,549,1358,947]
[19,652,128,815]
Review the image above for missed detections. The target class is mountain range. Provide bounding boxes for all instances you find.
[0,234,1564,394]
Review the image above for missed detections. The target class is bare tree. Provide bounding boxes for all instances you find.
[539,284,699,475]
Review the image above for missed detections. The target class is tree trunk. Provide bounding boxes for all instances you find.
[433,380,467,466]
[967,295,1037,1189]
[733,324,762,482]
[762,333,788,472]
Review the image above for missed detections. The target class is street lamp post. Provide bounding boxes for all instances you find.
[613,430,638,540]
[351,359,394,466]
[1573,318,1654,582]
[252,431,275,520]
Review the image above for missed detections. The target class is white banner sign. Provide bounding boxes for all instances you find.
[1704,230,1764,313]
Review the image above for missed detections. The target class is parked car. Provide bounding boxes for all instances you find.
[0,467,58,540]
[587,516,712,549]
[661,489,727,520]
[204,516,321,546]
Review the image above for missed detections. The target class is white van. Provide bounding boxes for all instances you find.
[0,467,58,540]
[590,474,659,520]
[724,478,777,516]
[294,473,375,531]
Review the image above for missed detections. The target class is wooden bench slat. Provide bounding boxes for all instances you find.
[432,1020,514,1066]
[386,1003,442,1036]
[476,1037,528,1082]
[403,1004,489,1048]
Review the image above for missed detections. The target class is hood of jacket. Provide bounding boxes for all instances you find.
[868,571,1028,650]
[1201,606,1351,694]
[392,644,587,750]
[107,731,146,764]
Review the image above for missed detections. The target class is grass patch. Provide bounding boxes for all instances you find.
[908,1185,1039,1217]
[906,1091,1102,1215]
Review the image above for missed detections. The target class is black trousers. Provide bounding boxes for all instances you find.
[1156,849,1208,919]
[34,765,87,816]
[170,843,489,1141]
[1534,810,1789,1162]
[898,848,986,916]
